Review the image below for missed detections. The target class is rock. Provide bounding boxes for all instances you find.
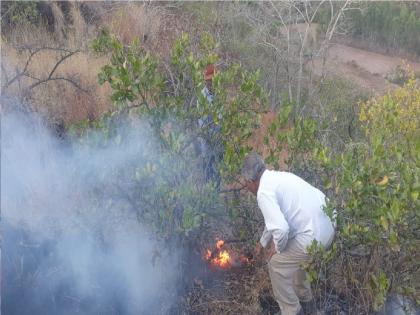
[377,295,419,315]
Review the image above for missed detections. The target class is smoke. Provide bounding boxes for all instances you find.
[1,105,183,314]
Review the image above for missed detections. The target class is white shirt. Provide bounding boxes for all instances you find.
[198,87,215,129]
[257,170,335,252]
[201,86,214,103]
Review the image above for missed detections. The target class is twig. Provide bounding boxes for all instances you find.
[2,45,86,96]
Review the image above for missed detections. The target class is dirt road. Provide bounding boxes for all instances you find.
[316,43,420,94]
[253,41,420,165]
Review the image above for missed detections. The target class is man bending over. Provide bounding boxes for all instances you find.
[242,152,335,315]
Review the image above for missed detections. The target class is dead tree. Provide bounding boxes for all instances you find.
[1,45,87,101]
[219,0,353,116]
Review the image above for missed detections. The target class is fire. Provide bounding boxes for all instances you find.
[205,249,212,260]
[203,239,232,269]
[212,250,231,268]
[216,240,224,249]
[203,239,252,269]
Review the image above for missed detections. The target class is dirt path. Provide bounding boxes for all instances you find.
[330,44,420,75]
[315,43,420,95]
[285,23,420,94]
[253,42,420,166]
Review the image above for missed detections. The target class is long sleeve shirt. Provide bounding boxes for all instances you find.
[198,86,219,129]
[257,170,335,253]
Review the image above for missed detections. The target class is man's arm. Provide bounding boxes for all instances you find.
[258,192,289,252]
[259,226,272,247]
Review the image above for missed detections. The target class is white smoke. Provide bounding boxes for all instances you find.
[1,106,182,314]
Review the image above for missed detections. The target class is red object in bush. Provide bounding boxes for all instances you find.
[204,64,216,80]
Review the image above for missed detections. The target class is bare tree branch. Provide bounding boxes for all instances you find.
[2,45,86,98]
[3,48,42,89]
[46,50,80,81]
[27,76,87,92]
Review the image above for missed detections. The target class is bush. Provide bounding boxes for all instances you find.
[0,2,40,30]
[80,30,267,238]
[266,79,420,312]
[385,62,414,86]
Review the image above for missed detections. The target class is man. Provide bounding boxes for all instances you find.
[198,64,216,130]
[242,152,335,315]
[197,64,223,186]
[202,63,215,103]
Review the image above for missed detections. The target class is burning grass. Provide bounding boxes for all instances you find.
[194,238,351,314]
[203,239,252,270]
[186,239,277,314]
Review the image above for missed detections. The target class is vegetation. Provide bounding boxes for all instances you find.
[1,2,41,31]
[88,28,419,312]
[317,2,420,56]
[265,77,420,313]
[2,2,419,313]
[182,1,353,111]
[84,30,266,237]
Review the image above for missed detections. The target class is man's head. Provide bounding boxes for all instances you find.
[241,152,265,195]
[204,64,216,89]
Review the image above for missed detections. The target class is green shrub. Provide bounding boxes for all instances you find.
[72,30,267,238]
[1,2,40,28]
[266,79,420,312]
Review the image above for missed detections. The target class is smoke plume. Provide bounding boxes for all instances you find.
[1,104,182,314]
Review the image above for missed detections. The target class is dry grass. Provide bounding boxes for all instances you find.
[184,264,273,314]
[2,36,110,123]
[248,112,289,169]
[1,2,201,125]
[1,3,109,124]
[103,3,160,46]
[102,3,198,59]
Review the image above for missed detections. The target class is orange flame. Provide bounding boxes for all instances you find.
[213,250,231,268]
[203,239,253,269]
[203,239,232,269]
[216,240,224,249]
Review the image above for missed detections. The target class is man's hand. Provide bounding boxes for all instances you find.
[265,241,277,262]
[254,242,277,263]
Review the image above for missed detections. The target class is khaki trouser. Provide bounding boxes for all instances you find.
[268,239,312,315]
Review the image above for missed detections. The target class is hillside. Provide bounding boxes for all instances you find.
[1,2,419,315]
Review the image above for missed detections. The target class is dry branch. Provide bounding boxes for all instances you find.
[2,45,87,98]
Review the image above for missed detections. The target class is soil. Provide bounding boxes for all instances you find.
[314,43,420,95]
[184,263,350,315]
[329,44,420,76]
[184,264,273,315]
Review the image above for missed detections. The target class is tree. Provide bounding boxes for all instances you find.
[340,2,420,55]
[207,1,353,115]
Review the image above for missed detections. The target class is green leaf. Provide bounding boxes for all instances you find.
[380,216,389,231]
[411,191,418,202]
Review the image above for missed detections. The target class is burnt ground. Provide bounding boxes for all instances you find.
[183,264,273,315]
[183,262,349,315]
